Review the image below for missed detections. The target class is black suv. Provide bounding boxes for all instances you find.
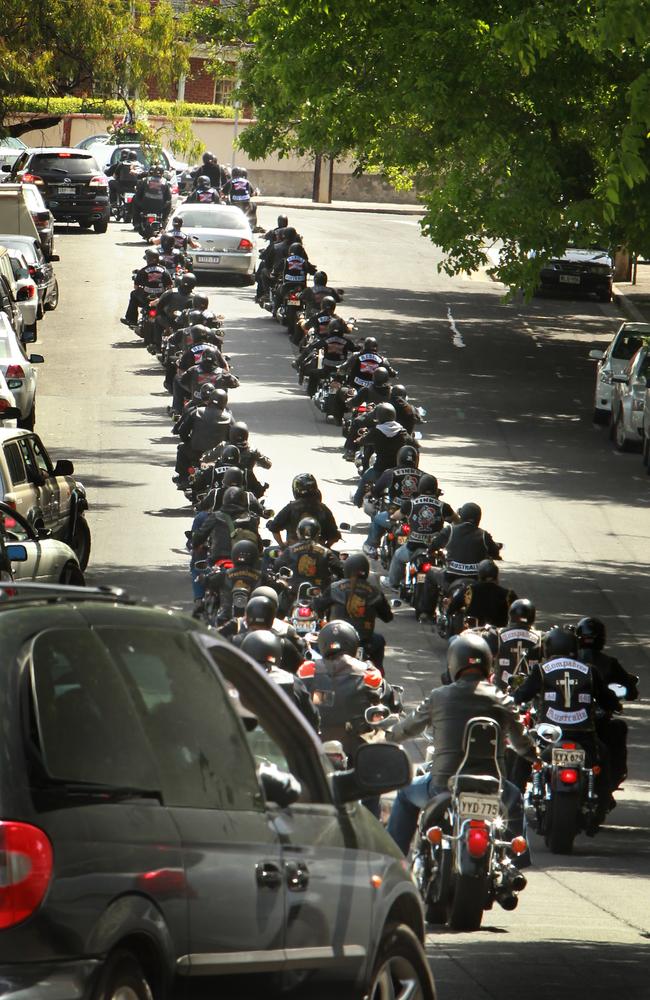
[0,585,435,1000]
[9,148,110,233]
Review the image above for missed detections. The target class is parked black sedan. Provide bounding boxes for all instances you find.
[7,147,110,233]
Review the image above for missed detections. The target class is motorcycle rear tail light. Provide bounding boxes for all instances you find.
[147,215,156,222]
[0,821,53,929]
[420,562,432,573]
[592,764,601,776]
[559,768,578,785]
[5,365,25,379]
[387,532,394,541]
[561,742,577,750]
[466,822,490,858]
[402,524,410,535]
[426,826,443,845]
[148,309,157,317]
[532,759,543,772]
[298,606,313,618]
[238,238,253,251]
[510,836,527,856]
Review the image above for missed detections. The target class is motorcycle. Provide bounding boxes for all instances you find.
[112,190,136,223]
[137,301,158,346]
[288,581,323,639]
[278,289,303,339]
[138,211,163,240]
[411,717,529,931]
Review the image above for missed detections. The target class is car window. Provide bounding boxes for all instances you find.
[1,510,29,542]
[30,628,160,789]
[12,152,29,173]
[1,138,26,150]
[612,332,643,361]
[98,627,263,811]
[32,153,98,175]
[177,208,248,230]
[29,437,53,477]
[9,256,29,280]
[17,438,38,479]
[4,441,26,485]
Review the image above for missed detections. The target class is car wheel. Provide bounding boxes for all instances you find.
[18,403,35,431]
[59,561,85,586]
[71,516,91,571]
[598,290,613,303]
[44,279,59,312]
[365,924,435,1000]
[592,407,609,425]
[78,220,92,229]
[94,221,109,234]
[613,413,632,452]
[92,949,153,1000]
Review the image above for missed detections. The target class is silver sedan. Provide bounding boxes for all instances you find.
[171,204,258,279]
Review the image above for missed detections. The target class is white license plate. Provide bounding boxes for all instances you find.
[416,573,426,583]
[55,186,74,195]
[559,274,580,284]
[458,794,500,820]
[552,748,585,766]
[196,254,221,263]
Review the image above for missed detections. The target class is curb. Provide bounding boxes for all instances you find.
[257,198,425,217]
[612,284,649,324]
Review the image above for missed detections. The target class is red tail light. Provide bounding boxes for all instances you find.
[402,524,410,535]
[561,742,577,750]
[387,532,394,540]
[146,215,156,223]
[57,152,72,158]
[466,821,490,858]
[0,399,12,411]
[88,175,106,187]
[559,768,579,785]
[358,405,368,413]
[5,365,25,379]
[298,606,313,618]
[420,562,432,572]
[148,308,157,317]
[238,238,253,251]
[0,822,53,929]
[22,173,43,185]
[288,292,299,302]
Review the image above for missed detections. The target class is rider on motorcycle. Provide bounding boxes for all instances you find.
[300,270,343,316]
[150,214,200,250]
[106,149,141,207]
[383,475,457,591]
[272,241,317,316]
[173,386,233,487]
[386,632,538,855]
[444,559,518,630]
[487,598,541,691]
[191,151,229,190]
[274,516,343,613]
[185,174,221,204]
[229,595,305,674]
[362,444,424,558]
[153,272,197,351]
[209,422,271,499]
[338,337,396,391]
[131,164,172,230]
[172,348,239,416]
[295,313,356,396]
[268,473,341,548]
[240,629,319,729]
[351,402,416,504]
[121,248,172,327]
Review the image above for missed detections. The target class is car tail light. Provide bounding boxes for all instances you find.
[5,365,25,379]
[17,286,35,301]
[298,606,313,618]
[466,821,490,858]
[237,238,254,251]
[88,175,106,187]
[0,399,12,412]
[559,768,578,785]
[57,152,72,158]
[22,173,43,186]
[0,821,53,929]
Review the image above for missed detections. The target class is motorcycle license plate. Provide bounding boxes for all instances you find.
[397,536,407,545]
[287,301,300,308]
[197,254,221,263]
[458,794,500,820]
[552,748,585,766]
[416,573,426,583]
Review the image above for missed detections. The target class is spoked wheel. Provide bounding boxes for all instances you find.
[366,924,435,1000]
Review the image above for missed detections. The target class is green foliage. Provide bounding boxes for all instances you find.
[208,0,650,293]
[8,96,235,120]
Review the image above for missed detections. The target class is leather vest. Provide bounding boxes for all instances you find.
[539,657,595,731]
[495,626,542,690]
[389,466,423,502]
[285,541,330,587]
[408,495,444,544]
[329,579,379,640]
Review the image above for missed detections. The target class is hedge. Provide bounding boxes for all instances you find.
[8,96,236,120]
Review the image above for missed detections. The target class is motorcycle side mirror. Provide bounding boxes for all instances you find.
[364,704,391,725]
[535,723,563,745]
[48,254,60,263]
[339,522,351,531]
[278,567,293,579]
[260,537,272,547]
[194,559,208,570]
[390,598,402,608]
[263,509,275,518]
[265,519,274,529]
[0,407,21,420]
[608,683,627,698]
[413,431,423,441]
[53,459,74,476]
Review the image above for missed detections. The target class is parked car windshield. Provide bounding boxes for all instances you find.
[178,208,248,230]
[31,153,99,175]
[612,332,645,360]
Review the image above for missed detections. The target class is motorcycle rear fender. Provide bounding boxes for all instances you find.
[454,834,492,878]
[548,765,585,796]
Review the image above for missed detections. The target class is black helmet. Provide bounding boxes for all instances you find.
[185,309,205,326]
[160,232,174,251]
[221,444,241,465]
[150,164,164,177]
[391,383,407,400]
[231,539,259,566]
[222,467,244,489]
[318,620,360,658]
[245,595,275,628]
[191,323,211,343]
[202,151,214,165]
[372,366,391,387]
[207,387,228,409]
[373,402,396,423]
[297,516,320,540]
[292,473,318,499]
[282,227,299,243]
[277,214,289,228]
[327,317,347,335]
[221,486,248,512]
[575,617,606,652]
[363,337,378,352]
[343,553,369,579]
[239,167,248,179]
[198,174,211,188]
[477,559,499,581]
[201,347,219,369]
[288,242,304,256]
[241,630,281,669]
[173,215,184,227]
[543,626,578,660]
[192,294,209,310]
[231,166,243,179]
[321,295,337,314]
[509,598,536,626]
[144,248,159,262]
[314,270,328,285]
[229,421,249,446]
[458,502,482,526]
[128,150,139,162]
[447,633,492,681]
[199,383,216,401]
[250,585,279,611]
[119,149,130,160]
[396,445,419,468]
[418,474,439,495]
[179,273,197,294]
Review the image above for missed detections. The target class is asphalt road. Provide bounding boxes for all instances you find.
[37,209,649,999]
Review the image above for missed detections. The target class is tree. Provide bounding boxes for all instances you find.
[206,0,650,292]
[0,0,191,138]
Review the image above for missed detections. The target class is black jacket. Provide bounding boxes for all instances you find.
[430,521,501,574]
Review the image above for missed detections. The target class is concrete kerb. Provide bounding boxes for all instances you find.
[257,196,426,216]
[612,283,649,324]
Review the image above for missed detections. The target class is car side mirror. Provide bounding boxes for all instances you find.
[0,165,10,173]
[53,459,74,476]
[589,349,604,361]
[331,742,411,804]
[37,526,52,539]
[47,253,60,263]
[6,543,27,562]
[28,354,45,364]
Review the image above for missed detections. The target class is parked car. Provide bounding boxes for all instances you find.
[0,500,84,583]
[0,586,434,1000]
[537,246,613,302]
[7,148,110,233]
[0,245,25,341]
[0,427,90,567]
[20,182,55,258]
[74,133,109,150]
[0,370,20,427]
[589,321,650,424]
[172,204,257,279]
[610,343,649,451]
[6,248,38,340]
[0,233,59,314]
[0,136,28,171]
[0,312,42,428]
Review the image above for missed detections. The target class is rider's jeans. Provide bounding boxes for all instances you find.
[365,509,391,547]
[388,542,425,588]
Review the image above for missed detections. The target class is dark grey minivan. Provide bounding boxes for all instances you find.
[0,586,434,1000]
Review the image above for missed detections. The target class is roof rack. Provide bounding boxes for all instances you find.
[0,582,141,607]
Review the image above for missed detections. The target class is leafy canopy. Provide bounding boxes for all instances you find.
[201,0,650,291]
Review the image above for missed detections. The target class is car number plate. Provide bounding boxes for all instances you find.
[397,535,407,544]
[55,186,74,195]
[458,794,500,820]
[552,748,585,766]
[559,274,580,284]
[196,254,221,263]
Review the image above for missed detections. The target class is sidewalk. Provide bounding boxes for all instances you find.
[613,262,650,324]
[257,194,425,216]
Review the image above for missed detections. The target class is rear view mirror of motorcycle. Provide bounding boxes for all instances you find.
[413,431,423,441]
[194,559,208,571]
[608,683,627,698]
[265,519,274,529]
[364,704,391,726]
[339,522,351,531]
[390,598,402,608]
[535,723,563,745]
[278,567,293,579]
[260,537,272,547]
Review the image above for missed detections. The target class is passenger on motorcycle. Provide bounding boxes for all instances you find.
[339,337,396,391]
[300,270,343,316]
[445,559,518,630]
[131,165,172,230]
[240,630,319,729]
[121,248,172,327]
[229,595,305,675]
[362,444,424,558]
[274,516,343,613]
[150,215,200,250]
[387,633,537,855]
[383,475,457,590]
[314,553,393,673]
[173,386,233,487]
[185,174,221,204]
[351,403,416,505]
[268,473,341,548]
